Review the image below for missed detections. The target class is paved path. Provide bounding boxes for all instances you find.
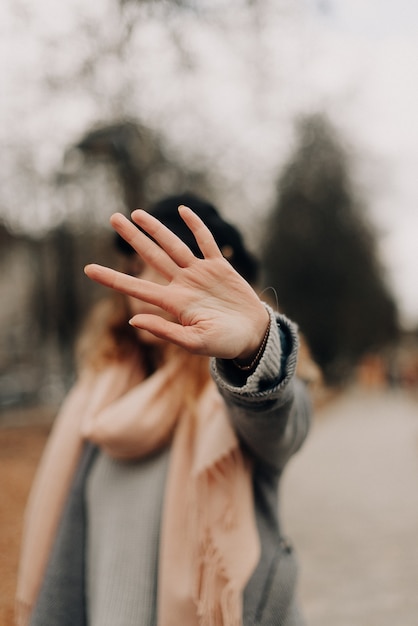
[281,388,418,626]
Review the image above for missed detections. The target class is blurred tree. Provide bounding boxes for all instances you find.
[262,113,399,385]
[68,120,210,214]
[44,119,210,383]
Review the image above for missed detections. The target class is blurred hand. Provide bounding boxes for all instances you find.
[85,206,269,362]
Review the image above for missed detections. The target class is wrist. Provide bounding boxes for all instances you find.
[233,313,271,372]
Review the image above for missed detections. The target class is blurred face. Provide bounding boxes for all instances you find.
[125,256,176,346]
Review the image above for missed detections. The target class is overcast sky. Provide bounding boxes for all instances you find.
[1,0,417,328]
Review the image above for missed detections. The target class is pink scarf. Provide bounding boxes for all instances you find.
[16,354,260,625]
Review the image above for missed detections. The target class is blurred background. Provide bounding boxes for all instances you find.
[0,0,417,624]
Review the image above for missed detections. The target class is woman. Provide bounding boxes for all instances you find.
[16,194,312,626]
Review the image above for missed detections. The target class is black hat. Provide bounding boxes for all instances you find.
[115,193,260,285]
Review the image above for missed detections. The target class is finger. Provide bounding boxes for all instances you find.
[129,314,204,353]
[178,205,223,259]
[84,264,170,312]
[131,209,196,267]
[110,213,178,279]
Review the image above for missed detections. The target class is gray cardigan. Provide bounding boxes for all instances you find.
[213,309,311,625]
[30,310,311,626]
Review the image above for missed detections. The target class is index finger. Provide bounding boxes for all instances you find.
[131,209,197,268]
[110,212,178,279]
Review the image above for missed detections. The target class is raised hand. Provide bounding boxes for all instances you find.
[84,206,269,362]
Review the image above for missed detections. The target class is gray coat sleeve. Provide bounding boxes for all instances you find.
[210,306,312,472]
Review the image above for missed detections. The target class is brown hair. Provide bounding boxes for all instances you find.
[76,292,141,371]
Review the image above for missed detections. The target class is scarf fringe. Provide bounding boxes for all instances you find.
[192,449,244,626]
[14,599,31,626]
[194,531,242,626]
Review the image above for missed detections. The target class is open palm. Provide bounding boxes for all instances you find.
[85,206,269,361]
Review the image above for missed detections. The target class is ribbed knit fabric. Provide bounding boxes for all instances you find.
[86,447,170,626]
[212,306,284,398]
[29,444,98,626]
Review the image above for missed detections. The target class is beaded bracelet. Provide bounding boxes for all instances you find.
[232,317,271,371]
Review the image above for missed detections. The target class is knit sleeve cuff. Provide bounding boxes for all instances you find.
[210,304,283,395]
